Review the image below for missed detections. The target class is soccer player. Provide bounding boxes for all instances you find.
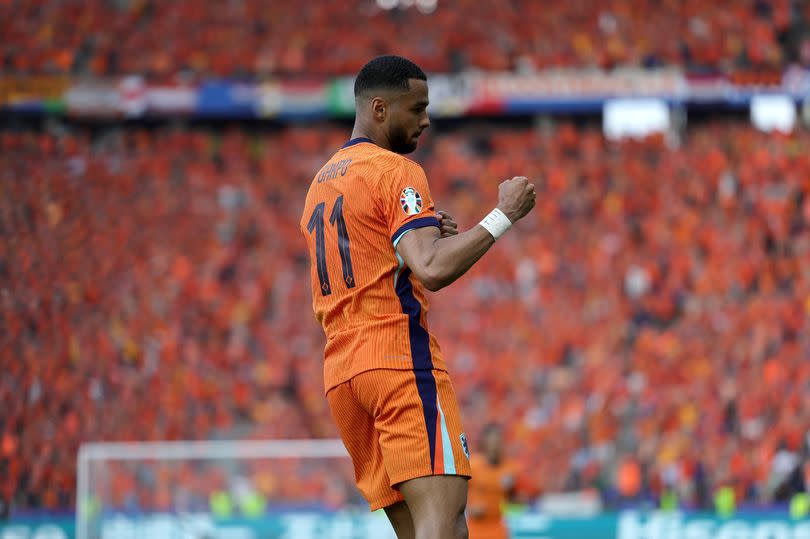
[300,55,536,539]
[468,424,516,539]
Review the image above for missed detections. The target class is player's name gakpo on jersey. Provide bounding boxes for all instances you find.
[300,138,448,393]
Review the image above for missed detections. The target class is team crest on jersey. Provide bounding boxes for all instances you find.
[460,433,470,459]
[400,187,423,216]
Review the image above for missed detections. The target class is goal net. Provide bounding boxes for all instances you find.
[76,439,397,539]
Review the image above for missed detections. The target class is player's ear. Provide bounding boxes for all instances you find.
[371,97,386,122]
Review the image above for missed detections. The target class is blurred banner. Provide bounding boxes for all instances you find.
[470,68,684,114]
[0,76,68,114]
[326,74,477,117]
[64,77,196,118]
[2,68,809,119]
[196,80,257,118]
[257,80,327,119]
[3,511,810,539]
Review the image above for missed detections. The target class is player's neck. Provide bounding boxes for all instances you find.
[350,126,391,152]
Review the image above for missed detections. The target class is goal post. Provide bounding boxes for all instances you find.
[76,439,396,539]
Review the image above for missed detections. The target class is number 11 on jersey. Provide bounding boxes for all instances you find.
[306,195,356,296]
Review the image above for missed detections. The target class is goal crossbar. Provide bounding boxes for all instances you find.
[76,439,348,539]
[78,438,348,461]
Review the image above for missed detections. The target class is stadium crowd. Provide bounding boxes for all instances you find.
[2,119,810,513]
[2,0,810,79]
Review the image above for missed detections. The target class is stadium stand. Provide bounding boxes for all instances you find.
[2,120,810,512]
[2,0,809,79]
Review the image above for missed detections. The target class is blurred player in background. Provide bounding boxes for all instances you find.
[467,424,516,539]
[300,55,536,538]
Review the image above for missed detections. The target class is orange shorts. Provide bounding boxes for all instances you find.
[327,368,472,510]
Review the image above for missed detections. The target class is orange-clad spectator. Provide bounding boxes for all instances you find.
[616,456,643,500]
[3,121,810,513]
[0,0,807,80]
[468,424,516,539]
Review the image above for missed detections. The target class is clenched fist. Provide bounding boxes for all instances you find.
[497,176,536,223]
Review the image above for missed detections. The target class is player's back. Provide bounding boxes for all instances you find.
[300,138,446,393]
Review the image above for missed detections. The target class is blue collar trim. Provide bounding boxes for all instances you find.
[341,137,374,149]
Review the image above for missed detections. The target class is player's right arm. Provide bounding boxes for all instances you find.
[397,176,536,292]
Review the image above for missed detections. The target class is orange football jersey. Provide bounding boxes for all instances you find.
[300,138,447,393]
[468,454,515,539]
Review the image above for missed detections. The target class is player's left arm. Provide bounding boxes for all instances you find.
[396,177,534,292]
[384,162,534,292]
[396,224,495,291]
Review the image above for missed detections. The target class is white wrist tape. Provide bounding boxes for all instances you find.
[479,208,512,240]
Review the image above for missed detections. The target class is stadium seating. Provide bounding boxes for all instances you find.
[1,0,808,79]
[2,121,809,510]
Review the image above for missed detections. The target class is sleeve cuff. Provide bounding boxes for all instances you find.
[391,216,440,246]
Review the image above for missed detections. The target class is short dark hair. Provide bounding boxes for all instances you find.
[354,55,427,98]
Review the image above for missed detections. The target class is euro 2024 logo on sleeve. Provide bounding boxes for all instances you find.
[400,187,422,216]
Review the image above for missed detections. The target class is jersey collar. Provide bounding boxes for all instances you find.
[341,137,374,149]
